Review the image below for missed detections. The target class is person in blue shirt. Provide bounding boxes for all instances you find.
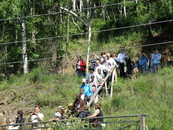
[80,78,93,97]
[134,53,148,73]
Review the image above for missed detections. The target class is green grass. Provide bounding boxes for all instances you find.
[0,66,173,129]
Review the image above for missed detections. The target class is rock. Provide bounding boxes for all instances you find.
[0,112,4,116]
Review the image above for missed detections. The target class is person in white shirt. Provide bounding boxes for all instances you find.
[29,105,44,129]
[106,53,118,71]
[29,105,44,122]
[118,48,126,78]
[86,67,97,83]
[94,60,105,74]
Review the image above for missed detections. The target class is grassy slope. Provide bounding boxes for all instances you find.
[101,66,173,130]
[0,66,173,129]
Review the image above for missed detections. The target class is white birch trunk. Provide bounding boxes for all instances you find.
[124,0,127,17]
[72,0,76,11]
[79,0,83,12]
[86,0,91,75]
[21,12,28,74]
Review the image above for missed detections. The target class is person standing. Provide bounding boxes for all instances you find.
[134,53,148,73]
[153,50,161,72]
[118,48,126,78]
[76,56,86,77]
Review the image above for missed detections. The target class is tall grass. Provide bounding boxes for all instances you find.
[101,66,173,129]
[0,66,173,129]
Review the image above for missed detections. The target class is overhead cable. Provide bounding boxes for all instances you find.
[0,18,173,45]
[0,40,172,65]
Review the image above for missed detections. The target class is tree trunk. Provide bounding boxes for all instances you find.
[86,0,91,75]
[21,11,28,74]
[72,0,76,11]
[1,21,8,79]
[124,0,127,17]
[79,0,83,12]
[102,4,106,21]
[65,14,70,67]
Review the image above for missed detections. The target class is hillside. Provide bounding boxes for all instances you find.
[0,65,173,129]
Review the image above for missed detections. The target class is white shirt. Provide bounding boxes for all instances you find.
[30,113,44,122]
[54,112,61,118]
[86,72,97,83]
[118,53,125,63]
[153,54,161,64]
[106,58,117,71]
[77,61,81,69]
[80,93,85,100]
[94,64,106,74]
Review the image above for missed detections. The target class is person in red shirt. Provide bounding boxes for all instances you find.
[76,56,86,77]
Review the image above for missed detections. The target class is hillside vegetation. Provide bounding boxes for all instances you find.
[0,65,173,129]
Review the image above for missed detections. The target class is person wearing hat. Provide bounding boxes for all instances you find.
[49,106,64,123]
[80,78,92,97]
[65,103,77,117]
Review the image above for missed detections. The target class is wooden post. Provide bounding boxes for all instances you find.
[140,115,146,130]
[105,81,108,96]
[110,68,115,97]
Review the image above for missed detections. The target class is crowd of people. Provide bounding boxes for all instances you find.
[76,48,163,79]
[3,102,104,130]
[1,48,166,130]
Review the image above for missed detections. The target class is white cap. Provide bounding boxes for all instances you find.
[82,78,86,82]
[58,106,64,109]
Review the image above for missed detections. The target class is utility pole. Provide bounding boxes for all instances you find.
[86,0,91,75]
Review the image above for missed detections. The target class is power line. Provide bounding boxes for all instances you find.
[0,18,173,45]
[0,40,172,66]
[0,1,134,22]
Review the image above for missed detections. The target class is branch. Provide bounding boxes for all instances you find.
[71,17,81,30]
[60,7,88,27]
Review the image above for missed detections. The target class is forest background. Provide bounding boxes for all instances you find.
[0,0,173,129]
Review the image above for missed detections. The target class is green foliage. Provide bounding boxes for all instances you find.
[105,67,173,129]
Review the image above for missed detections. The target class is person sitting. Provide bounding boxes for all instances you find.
[80,79,92,98]
[49,106,65,123]
[78,105,91,119]
[73,94,85,111]
[89,75,98,93]
[86,66,97,83]
[28,105,44,129]
[79,88,90,105]
[65,103,77,118]
[96,68,105,85]
[87,102,105,129]
[13,110,25,129]
[166,56,173,66]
